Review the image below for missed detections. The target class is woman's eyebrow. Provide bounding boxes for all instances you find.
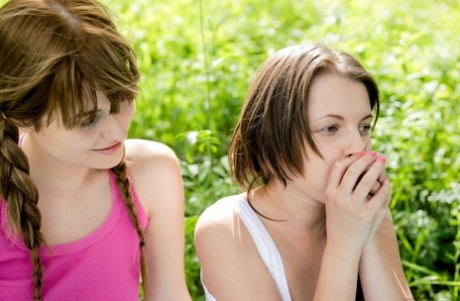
[313,113,373,122]
[361,114,373,121]
[313,114,344,122]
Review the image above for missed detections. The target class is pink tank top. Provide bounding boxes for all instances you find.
[0,171,148,301]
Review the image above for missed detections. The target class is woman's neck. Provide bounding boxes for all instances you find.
[249,181,326,233]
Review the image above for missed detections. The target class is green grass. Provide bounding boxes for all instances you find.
[114,0,458,299]
[1,0,458,299]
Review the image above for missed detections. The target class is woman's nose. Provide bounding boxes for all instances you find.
[100,115,127,140]
[344,131,370,157]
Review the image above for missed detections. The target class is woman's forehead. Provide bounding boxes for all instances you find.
[308,75,371,119]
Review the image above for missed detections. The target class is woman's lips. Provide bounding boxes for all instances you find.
[93,142,122,154]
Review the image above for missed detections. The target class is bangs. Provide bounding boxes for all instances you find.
[2,0,141,131]
[45,24,139,129]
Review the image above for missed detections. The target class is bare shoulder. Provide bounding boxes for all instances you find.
[195,196,241,247]
[195,195,250,258]
[124,139,180,179]
[124,139,178,164]
[123,139,182,216]
[194,195,250,268]
[195,196,240,234]
[195,195,283,300]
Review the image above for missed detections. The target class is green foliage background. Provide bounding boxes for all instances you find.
[115,0,459,300]
[1,0,457,299]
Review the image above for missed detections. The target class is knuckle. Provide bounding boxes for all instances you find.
[347,165,362,177]
[334,160,346,170]
[359,176,375,187]
[370,182,381,193]
[358,211,368,221]
[325,188,338,200]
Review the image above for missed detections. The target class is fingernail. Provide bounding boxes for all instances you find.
[356,151,366,157]
[368,151,377,157]
[378,156,386,163]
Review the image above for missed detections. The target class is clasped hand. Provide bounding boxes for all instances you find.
[325,151,390,251]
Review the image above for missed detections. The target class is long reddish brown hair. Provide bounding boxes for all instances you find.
[0,0,146,299]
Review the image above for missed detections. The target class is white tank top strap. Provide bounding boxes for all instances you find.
[201,195,292,301]
[233,196,292,301]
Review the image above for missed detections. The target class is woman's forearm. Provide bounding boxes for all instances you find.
[359,236,409,301]
[313,242,362,301]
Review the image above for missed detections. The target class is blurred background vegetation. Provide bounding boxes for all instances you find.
[110,0,459,300]
[1,0,455,299]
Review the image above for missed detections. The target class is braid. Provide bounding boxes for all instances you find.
[111,159,148,295]
[32,248,43,301]
[0,120,44,300]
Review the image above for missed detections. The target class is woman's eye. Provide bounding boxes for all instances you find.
[80,118,96,128]
[359,125,372,134]
[322,125,338,133]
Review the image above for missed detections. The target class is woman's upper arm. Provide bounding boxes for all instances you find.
[125,139,191,301]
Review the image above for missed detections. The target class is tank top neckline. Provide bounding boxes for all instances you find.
[0,134,124,256]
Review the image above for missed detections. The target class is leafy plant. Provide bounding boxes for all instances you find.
[111,0,459,298]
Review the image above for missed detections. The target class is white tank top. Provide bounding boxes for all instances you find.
[202,195,292,301]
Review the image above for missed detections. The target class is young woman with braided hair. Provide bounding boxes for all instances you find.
[0,0,192,300]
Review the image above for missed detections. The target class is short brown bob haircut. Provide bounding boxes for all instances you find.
[228,43,380,193]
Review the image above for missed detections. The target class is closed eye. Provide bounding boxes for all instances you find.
[80,118,96,128]
[79,113,101,128]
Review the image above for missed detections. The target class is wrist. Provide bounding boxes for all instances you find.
[361,236,384,267]
[363,234,380,251]
[324,238,363,262]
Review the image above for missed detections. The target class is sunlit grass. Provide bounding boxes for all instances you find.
[1,0,458,299]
